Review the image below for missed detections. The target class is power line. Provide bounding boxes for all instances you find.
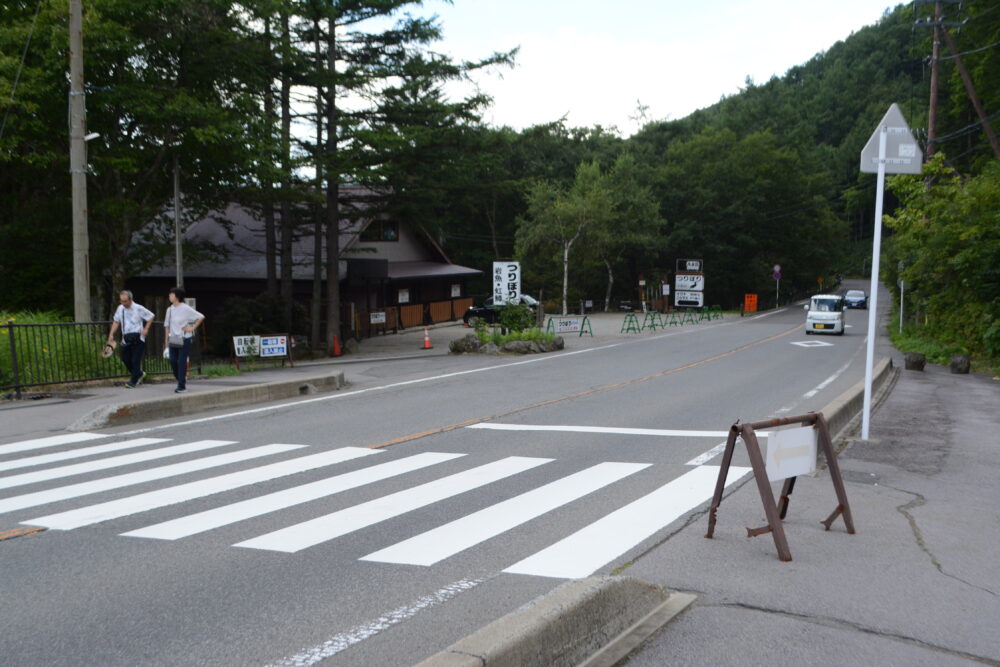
[0,0,43,144]
[939,38,1000,60]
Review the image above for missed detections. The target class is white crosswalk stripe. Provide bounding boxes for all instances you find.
[0,440,230,490]
[0,432,107,457]
[0,432,755,580]
[503,465,752,579]
[234,456,553,553]
[0,438,171,473]
[25,447,378,530]
[123,452,463,541]
[361,461,650,566]
[0,444,301,515]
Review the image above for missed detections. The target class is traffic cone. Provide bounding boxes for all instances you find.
[421,327,433,350]
[332,335,342,357]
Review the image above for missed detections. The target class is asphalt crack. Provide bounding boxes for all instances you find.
[887,484,999,598]
[703,600,1000,666]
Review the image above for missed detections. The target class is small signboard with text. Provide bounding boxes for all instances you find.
[675,290,704,307]
[765,426,818,482]
[232,333,293,368]
[493,261,521,305]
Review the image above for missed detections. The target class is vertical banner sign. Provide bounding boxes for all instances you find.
[859,104,922,440]
[493,261,520,305]
[674,258,705,308]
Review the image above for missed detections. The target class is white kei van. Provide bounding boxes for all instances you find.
[804,294,845,335]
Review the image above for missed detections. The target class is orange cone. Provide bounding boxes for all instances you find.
[332,335,342,357]
[421,327,433,350]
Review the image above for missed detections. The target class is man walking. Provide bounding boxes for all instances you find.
[107,290,155,389]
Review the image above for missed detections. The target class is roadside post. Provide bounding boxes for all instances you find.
[773,265,781,307]
[859,103,922,439]
[705,412,855,561]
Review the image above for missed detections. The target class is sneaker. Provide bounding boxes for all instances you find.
[174,388,186,393]
[124,383,136,389]
[138,371,147,386]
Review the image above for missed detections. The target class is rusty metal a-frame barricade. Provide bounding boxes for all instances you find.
[704,412,855,561]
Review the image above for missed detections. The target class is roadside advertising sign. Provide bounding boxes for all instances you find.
[370,312,386,324]
[674,290,704,307]
[675,274,704,291]
[493,261,520,305]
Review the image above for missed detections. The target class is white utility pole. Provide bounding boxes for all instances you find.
[861,126,887,441]
[69,0,91,321]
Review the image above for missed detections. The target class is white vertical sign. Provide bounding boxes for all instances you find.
[493,261,520,305]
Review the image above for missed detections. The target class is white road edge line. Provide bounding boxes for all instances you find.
[265,577,484,667]
[468,424,737,438]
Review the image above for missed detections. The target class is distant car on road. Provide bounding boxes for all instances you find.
[463,294,538,325]
[804,294,845,335]
[844,289,868,309]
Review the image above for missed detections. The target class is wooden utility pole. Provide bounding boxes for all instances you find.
[927,2,942,156]
[940,28,1000,160]
[69,0,91,321]
[173,155,184,288]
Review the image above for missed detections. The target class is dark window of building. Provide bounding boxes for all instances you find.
[360,220,399,242]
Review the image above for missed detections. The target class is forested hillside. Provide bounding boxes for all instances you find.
[1,1,996,352]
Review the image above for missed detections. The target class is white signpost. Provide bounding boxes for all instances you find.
[493,261,521,305]
[674,274,704,291]
[765,426,818,482]
[859,104,922,440]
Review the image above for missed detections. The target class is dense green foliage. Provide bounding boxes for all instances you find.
[884,155,1000,362]
[2,0,998,361]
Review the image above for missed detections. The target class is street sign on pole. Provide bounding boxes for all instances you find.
[860,104,922,440]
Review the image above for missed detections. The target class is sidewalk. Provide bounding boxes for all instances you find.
[622,359,1000,665]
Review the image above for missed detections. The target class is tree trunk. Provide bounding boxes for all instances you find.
[603,257,614,312]
[325,15,341,354]
[311,15,324,351]
[262,17,277,296]
[279,8,294,332]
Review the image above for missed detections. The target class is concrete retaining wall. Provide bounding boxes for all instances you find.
[69,372,345,431]
[824,357,895,443]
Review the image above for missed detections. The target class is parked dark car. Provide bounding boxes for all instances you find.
[463,294,538,325]
[844,289,868,309]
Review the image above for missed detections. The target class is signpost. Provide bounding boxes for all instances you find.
[773,264,781,307]
[675,258,705,309]
[859,104,922,440]
[493,261,521,306]
[232,333,293,369]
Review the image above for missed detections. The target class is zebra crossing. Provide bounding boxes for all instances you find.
[0,431,751,579]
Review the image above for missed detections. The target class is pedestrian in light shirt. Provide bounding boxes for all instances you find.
[106,290,155,388]
[163,286,204,393]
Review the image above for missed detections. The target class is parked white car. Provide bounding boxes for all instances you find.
[804,294,845,335]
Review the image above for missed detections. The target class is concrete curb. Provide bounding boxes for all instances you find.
[824,357,896,443]
[416,577,694,667]
[67,371,345,431]
[416,357,899,667]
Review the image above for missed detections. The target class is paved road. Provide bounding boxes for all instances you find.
[0,284,879,666]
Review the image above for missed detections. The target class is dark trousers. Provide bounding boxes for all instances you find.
[120,337,145,385]
[168,338,192,390]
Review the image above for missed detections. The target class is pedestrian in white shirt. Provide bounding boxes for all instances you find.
[163,286,204,393]
[106,290,155,388]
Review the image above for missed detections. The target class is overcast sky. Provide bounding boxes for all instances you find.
[421,0,898,135]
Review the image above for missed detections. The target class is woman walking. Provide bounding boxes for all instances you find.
[163,287,204,393]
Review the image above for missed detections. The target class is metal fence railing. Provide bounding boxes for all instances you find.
[2,320,200,397]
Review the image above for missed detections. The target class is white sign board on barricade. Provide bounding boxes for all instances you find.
[493,261,521,305]
[260,335,288,358]
[233,336,260,357]
[555,318,581,333]
[765,426,818,482]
